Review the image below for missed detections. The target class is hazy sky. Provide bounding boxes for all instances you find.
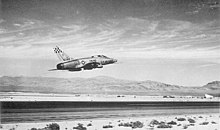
[0,0,219,86]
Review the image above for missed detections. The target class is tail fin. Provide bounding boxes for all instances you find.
[54,46,72,61]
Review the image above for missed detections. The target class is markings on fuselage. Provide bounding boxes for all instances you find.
[81,60,86,65]
[101,60,108,64]
[90,59,96,62]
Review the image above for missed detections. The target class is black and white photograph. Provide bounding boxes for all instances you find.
[0,0,219,130]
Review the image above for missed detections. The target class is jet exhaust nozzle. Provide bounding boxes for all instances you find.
[57,63,64,70]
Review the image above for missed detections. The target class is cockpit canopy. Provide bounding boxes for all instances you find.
[91,55,109,58]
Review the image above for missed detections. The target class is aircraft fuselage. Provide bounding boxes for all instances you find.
[51,46,117,72]
[56,56,117,71]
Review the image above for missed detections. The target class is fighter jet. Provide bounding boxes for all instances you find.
[49,46,117,71]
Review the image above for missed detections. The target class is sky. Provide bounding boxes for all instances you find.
[0,0,219,86]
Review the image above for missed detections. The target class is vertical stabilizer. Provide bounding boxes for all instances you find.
[54,46,72,61]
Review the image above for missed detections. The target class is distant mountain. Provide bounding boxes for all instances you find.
[203,81,220,90]
[0,76,219,96]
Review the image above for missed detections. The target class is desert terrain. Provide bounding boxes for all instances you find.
[0,76,219,130]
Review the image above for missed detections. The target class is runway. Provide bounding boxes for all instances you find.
[1,101,219,124]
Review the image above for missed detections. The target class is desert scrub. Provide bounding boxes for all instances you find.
[199,122,209,125]
[177,118,186,121]
[188,118,196,123]
[47,123,60,130]
[211,121,217,124]
[29,123,60,130]
[157,124,172,128]
[131,121,144,128]
[167,121,177,125]
[118,121,144,129]
[103,125,113,128]
[73,123,87,130]
[87,123,92,126]
[183,125,188,129]
[118,122,132,127]
[149,119,160,125]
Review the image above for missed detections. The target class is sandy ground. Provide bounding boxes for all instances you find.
[0,92,219,102]
[1,113,219,130]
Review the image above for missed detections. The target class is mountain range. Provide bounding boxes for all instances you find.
[0,76,220,96]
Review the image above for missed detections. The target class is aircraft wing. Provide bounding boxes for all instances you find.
[82,61,103,69]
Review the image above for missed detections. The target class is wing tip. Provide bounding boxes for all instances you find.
[48,69,58,71]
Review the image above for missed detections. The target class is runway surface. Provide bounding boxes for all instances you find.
[1,101,219,124]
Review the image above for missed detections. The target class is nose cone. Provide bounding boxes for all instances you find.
[109,58,117,64]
